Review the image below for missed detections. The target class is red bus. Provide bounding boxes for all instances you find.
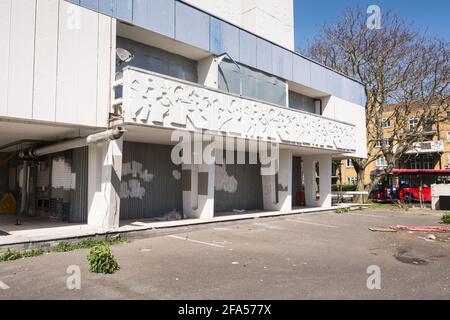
[370,169,450,203]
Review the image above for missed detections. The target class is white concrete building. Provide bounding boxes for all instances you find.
[0,0,366,231]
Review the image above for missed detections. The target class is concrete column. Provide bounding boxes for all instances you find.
[182,151,215,220]
[87,138,123,230]
[262,150,292,212]
[303,154,332,208]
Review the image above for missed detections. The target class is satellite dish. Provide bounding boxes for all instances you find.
[116,48,134,63]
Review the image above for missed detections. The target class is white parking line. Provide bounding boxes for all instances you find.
[0,281,10,290]
[168,235,225,248]
[286,219,338,229]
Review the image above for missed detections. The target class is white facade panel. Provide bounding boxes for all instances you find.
[96,16,114,128]
[76,8,99,126]
[0,0,11,116]
[323,96,368,159]
[33,0,59,121]
[1,0,113,128]
[56,1,81,124]
[7,0,36,119]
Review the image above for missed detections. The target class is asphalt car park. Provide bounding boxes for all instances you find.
[0,209,449,300]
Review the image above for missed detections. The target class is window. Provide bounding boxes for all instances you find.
[376,156,388,168]
[408,155,434,170]
[219,59,287,106]
[383,118,392,128]
[347,177,358,185]
[446,111,450,122]
[375,140,382,148]
[447,132,450,141]
[384,139,392,147]
[346,159,353,168]
[409,118,419,130]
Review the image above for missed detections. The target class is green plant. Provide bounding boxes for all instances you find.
[0,248,45,262]
[20,249,45,258]
[442,214,450,225]
[0,249,22,261]
[336,207,350,214]
[54,241,75,252]
[332,184,358,192]
[87,245,120,274]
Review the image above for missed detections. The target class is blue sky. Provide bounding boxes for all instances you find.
[294,0,450,51]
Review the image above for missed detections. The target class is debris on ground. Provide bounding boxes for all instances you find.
[369,227,397,232]
[233,209,246,213]
[232,262,240,265]
[426,234,436,241]
[390,225,450,233]
[155,209,184,221]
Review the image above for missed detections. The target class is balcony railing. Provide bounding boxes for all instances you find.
[406,140,445,154]
[117,67,357,152]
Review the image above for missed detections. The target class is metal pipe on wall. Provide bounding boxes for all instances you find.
[26,128,125,159]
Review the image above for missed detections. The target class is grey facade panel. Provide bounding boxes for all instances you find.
[293,54,311,87]
[272,45,293,80]
[98,0,114,15]
[132,0,175,38]
[175,1,210,51]
[210,17,239,59]
[115,0,133,22]
[310,62,333,94]
[80,0,98,11]
[69,147,88,223]
[256,38,273,74]
[214,163,263,213]
[117,37,198,83]
[120,142,183,220]
[239,30,257,68]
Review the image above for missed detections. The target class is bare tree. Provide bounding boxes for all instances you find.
[306,8,449,201]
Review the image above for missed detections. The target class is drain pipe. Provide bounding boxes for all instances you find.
[25,128,125,158]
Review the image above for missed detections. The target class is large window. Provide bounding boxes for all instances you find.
[409,118,419,130]
[346,159,353,168]
[408,155,434,170]
[116,37,198,83]
[383,118,392,128]
[288,91,316,114]
[376,156,388,168]
[375,140,382,148]
[218,59,287,107]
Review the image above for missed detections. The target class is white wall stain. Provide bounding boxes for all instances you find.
[172,170,181,180]
[122,161,154,182]
[215,165,238,193]
[121,161,155,199]
[51,157,73,190]
[120,179,146,200]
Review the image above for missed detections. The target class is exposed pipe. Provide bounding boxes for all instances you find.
[24,128,125,159]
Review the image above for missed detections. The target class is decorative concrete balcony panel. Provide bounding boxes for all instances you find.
[121,67,357,152]
[406,141,445,154]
